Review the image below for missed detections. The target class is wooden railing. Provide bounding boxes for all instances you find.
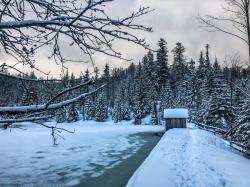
[195,122,250,158]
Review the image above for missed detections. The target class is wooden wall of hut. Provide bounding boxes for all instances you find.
[165,118,186,130]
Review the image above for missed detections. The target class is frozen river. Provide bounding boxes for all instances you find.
[0,121,163,186]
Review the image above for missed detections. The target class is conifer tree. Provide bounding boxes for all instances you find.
[205,44,212,75]
[156,38,169,91]
[133,63,147,125]
[21,72,39,105]
[186,59,198,121]
[171,42,187,83]
[233,97,250,147]
[205,67,234,129]
[195,51,207,123]
[84,69,90,80]
[56,107,67,123]
[159,81,173,116]
[103,64,111,105]
[84,97,95,120]
[150,99,158,125]
[67,102,79,122]
[95,93,108,122]
[113,81,131,122]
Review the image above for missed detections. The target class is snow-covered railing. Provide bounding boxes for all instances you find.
[196,123,250,157]
[195,123,227,135]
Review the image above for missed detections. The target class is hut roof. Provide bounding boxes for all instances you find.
[164,108,189,119]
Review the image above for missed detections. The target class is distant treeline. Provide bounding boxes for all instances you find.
[0,38,250,147]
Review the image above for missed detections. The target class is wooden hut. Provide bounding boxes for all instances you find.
[163,109,189,131]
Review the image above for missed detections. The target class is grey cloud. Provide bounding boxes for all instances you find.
[3,0,248,78]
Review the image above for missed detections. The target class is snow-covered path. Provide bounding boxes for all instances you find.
[127,127,250,187]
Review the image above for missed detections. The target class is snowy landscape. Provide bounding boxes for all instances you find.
[1,0,250,187]
[0,120,164,186]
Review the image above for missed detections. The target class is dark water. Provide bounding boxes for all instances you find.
[76,133,161,187]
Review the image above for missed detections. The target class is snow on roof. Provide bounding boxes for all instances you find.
[164,108,189,118]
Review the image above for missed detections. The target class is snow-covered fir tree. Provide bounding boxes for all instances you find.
[95,93,108,122]
[133,63,148,125]
[156,38,169,91]
[113,81,131,122]
[67,103,79,122]
[84,97,96,120]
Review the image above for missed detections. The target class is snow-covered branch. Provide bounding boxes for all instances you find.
[45,79,94,108]
[0,115,54,126]
[0,0,153,66]
[0,84,106,114]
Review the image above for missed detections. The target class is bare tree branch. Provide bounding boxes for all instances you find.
[199,0,250,63]
[0,0,153,67]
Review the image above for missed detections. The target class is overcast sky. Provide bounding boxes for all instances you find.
[3,0,248,78]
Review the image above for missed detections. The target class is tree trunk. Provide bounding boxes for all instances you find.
[245,0,250,65]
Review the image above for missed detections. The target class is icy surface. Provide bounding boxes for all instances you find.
[127,124,250,187]
[164,108,189,118]
[0,120,164,186]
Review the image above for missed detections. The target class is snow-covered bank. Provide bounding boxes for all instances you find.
[0,120,164,186]
[127,126,250,187]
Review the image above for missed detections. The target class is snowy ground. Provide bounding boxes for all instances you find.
[127,124,250,187]
[0,120,164,186]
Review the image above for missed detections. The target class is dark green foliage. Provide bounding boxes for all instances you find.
[84,97,96,120]
[67,103,79,122]
[156,38,169,91]
[233,98,250,147]
[112,81,131,122]
[171,42,187,84]
[95,94,108,122]
[150,100,158,125]
[133,63,148,125]
[56,107,67,123]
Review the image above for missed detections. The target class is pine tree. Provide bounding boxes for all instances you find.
[84,69,90,80]
[95,93,108,122]
[67,102,79,122]
[171,42,187,84]
[195,51,207,123]
[234,97,250,147]
[103,64,111,105]
[84,97,95,120]
[186,59,198,122]
[159,81,173,115]
[56,107,67,123]
[142,53,156,113]
[133,63,147,125]
[21,72,39,105]
[204,68,234,129]
[156,38,169,91]
[205,44,212,75]
[143,51,156,81]
[113,81,131,122]
[150,100,158,125]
